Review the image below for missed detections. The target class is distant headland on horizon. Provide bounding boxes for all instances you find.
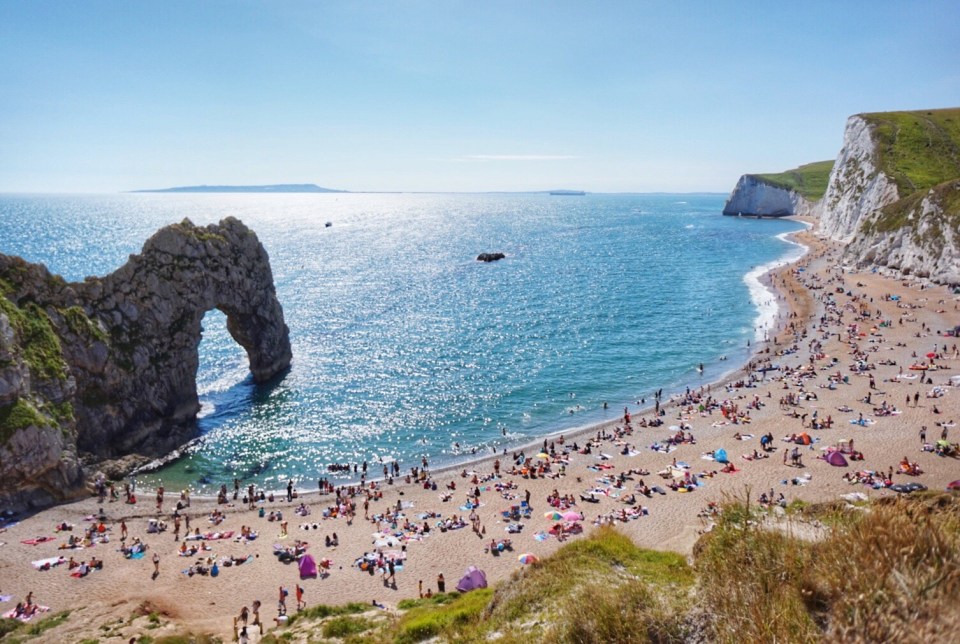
[130,183,348,193]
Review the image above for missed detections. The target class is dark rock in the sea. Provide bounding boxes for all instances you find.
[0,217,292,511]
[477,253,506,262]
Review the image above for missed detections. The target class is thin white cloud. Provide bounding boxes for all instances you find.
[464,154,580,161]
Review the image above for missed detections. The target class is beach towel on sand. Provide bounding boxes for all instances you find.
[3,606,50,621]
[31,556,65,570]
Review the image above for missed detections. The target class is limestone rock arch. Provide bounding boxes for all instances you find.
[74,217,293,455]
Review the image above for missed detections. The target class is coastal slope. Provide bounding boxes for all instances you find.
[0,218,292,510]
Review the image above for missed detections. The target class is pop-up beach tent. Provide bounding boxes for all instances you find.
[825,451,848,467]
[456,566,488,592]
[714,448,729,463]
[299,553,318,579]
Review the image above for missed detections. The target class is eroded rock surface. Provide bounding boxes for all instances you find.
[0,217,291,509]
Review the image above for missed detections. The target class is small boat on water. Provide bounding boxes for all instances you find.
[325,221,332,228]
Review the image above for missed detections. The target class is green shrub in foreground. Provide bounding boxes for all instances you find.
[322,615,373,638]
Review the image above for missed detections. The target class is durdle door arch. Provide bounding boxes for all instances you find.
[0,217,290,508]
[72,217,293,457]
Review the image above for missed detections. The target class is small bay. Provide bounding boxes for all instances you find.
[0,192,804,492]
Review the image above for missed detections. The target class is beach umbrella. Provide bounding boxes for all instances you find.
[905,482,927,492]
[889,484,914,494]
[544,511,564,520]
[561,511,583,522]
[518,553,538,565]
[926,352,937,358]
[947,480,960,491]
[536,453,550,460]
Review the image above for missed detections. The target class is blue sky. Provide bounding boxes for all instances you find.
[1,1,958,193]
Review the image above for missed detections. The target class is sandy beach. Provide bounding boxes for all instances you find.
[1,224,958,642]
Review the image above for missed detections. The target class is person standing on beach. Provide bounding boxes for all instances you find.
[278,586,287,615]
[251,600,262,633]
[152,552,160,578]
[437,572,445,593]
[920,426,927,445]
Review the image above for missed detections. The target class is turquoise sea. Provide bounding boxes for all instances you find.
[0,193,804,493]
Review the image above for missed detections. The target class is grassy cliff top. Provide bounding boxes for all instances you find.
[860,107,960,196]
[753,160,835,200]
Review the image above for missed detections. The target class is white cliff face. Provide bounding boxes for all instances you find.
[818,116,899,241]
[846,184,960,285]
[722,175,816,217]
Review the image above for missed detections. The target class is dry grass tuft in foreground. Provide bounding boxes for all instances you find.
[694,492,960,643]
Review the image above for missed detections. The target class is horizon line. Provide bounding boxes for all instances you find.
[0,188,731,196]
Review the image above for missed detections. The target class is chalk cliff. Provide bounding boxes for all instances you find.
[817,115,900,241]
[817,109,960,284]
[722,175,817,217]
[725,109,960,285]
[844,179,960,284]
[0,217,292,510]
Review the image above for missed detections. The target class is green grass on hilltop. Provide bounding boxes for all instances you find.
[861,107,960,196]
[754,160,835,200]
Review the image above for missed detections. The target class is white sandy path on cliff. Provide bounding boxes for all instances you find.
[1,228,958,642]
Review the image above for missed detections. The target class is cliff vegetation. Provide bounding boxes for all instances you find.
[755,160,835,201]
[860,108,960,197]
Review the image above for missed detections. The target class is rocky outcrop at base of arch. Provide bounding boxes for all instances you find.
[0,217,291,510]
